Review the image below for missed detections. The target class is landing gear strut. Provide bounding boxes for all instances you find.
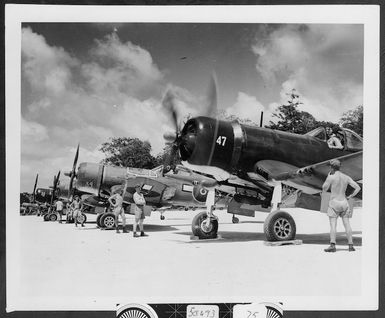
[191,189,218,239]
[232,214,239,224]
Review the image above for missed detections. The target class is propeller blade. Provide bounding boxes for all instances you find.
[55,171,61,188]
[32,173,38,203]
[162,89,179,135]
[203,72,218,118]
[69,144,80,198]
[206,73,220,166]
[72,144,79,174]
[163,144,179,174]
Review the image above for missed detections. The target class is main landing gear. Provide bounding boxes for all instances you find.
[263,181,296,241]
[263,210,296,241]
[191,182,297,242]
[98,212,116,229]
[191,189,219,239]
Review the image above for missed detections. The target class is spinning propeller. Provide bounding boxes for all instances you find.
[162,73,219,170]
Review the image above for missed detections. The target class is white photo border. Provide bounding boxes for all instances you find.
[5,4,380,312]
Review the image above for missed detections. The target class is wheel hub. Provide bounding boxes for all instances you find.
[201,219,213,233]
[274,218,292,239]
[104,216,115,227]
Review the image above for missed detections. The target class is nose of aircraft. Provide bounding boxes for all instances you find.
[179,118,198,161]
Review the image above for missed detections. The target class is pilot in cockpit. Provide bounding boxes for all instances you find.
[326,126,344,150]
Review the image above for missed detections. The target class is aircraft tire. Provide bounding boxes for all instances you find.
[160,215,165,220]
[77,213,87,224]
[43,214,50,222]
[232,215,239,224]
[264,210,296,241]
[96,214,104,228]
[48,213,58,222]
[100,213,116,229]
[191,212,218,239]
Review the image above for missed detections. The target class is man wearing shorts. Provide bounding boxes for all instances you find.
[71,196,84,227]
[133,184,147,237]
[108,188,128,234]
[322,159,361,252]
[55,199,64,223]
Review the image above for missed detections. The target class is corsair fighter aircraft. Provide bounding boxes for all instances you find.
[162,75,363,241]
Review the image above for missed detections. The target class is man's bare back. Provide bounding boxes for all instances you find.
[323,171,355,201]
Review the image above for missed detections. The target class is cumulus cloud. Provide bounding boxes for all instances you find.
[22,27,78,96]
[20,28,171,191]
[226,92,274,125]
[82,33,164,99]
[252,24,363,122]
[21,117,49,142]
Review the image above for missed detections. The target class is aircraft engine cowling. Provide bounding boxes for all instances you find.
[179,116,244,172]
[76,162,103,196]
[192,184,208,203]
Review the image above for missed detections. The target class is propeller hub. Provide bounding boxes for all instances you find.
[163,131,177,144]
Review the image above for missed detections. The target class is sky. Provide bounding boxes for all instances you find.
[20,23,364,192]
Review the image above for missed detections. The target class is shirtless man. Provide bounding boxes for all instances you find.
[71,196,84,227]
[108,186,128,234]
[322,159,361,252]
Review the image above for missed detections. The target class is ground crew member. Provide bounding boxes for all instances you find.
[71,196,84,227]
[108,187,128,234]
[55,198,64,223]
[322,159,361,252]
[133,184,147,237]
[65,201,72,223]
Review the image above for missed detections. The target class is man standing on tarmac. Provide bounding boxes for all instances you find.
[55,198,64,223]
[71,195,84,227]
[108,185,128,234]
[322,159,361,253]
[133,184,148,237]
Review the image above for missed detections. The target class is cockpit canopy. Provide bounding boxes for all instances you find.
[306,127,363,151]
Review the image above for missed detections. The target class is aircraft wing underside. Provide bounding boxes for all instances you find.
[252,151,362,195]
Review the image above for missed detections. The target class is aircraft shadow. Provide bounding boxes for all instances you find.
[176,230,362,245]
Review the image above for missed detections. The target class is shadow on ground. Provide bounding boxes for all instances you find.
[175,230,362,245]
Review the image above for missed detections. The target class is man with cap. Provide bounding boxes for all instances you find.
[108,185,128,234]
[322,159,361,252]
[133,184,147,237]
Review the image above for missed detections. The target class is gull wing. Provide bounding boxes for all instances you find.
[254,151,362,194]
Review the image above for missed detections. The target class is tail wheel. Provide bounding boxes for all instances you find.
[100,212,116,229]
[264,210,296,241]
[77,213,87,224]
[191,211,218,239]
